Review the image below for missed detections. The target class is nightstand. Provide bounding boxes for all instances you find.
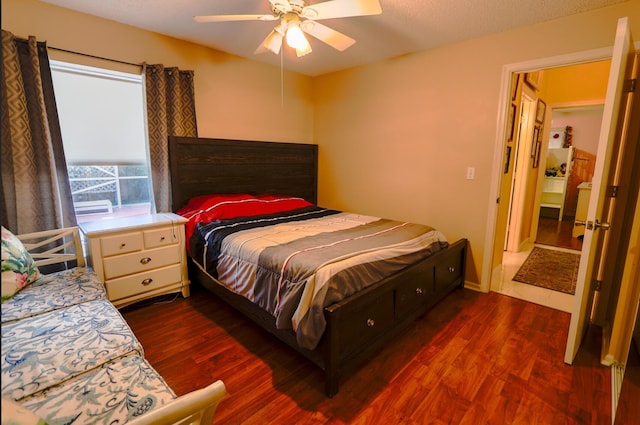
[79,213,190,308]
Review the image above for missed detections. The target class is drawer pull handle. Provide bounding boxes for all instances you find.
[416,287,424,295]
[448,266,455,273]
[141,278,153,286]
[120,243,126,248]
[366,318,375,327]
[160,236,166,241]
[140,257,152,265]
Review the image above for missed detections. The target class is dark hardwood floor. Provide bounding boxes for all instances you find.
[615,341,640,425]
[535,216,583,251]
[119,284,640,424]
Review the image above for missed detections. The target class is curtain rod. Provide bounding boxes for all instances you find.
[47,45,142,68]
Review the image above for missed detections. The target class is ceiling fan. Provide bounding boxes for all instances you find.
[194,0,382,57]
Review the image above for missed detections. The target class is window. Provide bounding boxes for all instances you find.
[50,61,152,222]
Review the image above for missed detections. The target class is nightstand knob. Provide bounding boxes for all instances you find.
[416,287,424,295]
[141,278,153,286]
[140,257,152,265]
[366,318,375,327]
[448,266,455,273]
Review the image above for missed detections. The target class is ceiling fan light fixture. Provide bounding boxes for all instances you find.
[285,21,309,50]
[261,24,284,55]
[287,26,312,56]
[195,0,383,58]
[295,43,312,57]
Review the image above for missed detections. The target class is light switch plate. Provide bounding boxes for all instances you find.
[466,167,475,180]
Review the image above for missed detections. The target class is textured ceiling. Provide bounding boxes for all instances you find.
[41,0,627,76]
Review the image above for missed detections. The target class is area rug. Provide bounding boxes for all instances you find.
[513,247,580,295]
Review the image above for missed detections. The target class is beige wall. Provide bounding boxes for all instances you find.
[3,0,640,288]
[314,1,640,287]
[2,0,314,144]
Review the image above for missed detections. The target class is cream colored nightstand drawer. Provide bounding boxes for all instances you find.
[106,264,182,301]
[103,244,179,280]
[79,213,190,308]
[144,227,178,249]
[101,232,143,257]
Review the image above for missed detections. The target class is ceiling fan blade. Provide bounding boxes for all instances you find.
[300,21,355,51]
[254,28,283,55]
[194,14,277,23]
[301,0,382,20]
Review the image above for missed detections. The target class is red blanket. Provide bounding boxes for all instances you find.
[177,194,313,251]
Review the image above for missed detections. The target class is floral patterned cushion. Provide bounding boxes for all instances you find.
[18,354,176,425]
[1,299,144,401]
[1,267,106,324]
[1,227,41,303]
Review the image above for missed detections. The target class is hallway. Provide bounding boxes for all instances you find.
[535,216,583,251]
[491,216,582,312]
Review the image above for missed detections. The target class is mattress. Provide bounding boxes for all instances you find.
[1,299,143,401]
[179,194,449,350]
[1,267,106,324]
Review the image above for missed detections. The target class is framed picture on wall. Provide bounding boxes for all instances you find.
[531,126,539,158]
[533,141,542,168]
[525,71,541,89]
[511,74,520,101]
[536,99,546,123]
[508,103,516,142]
[504,146,512,174]
[549,127,566,148]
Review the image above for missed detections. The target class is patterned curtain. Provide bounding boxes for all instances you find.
[1,30,76,233]
[144,64,197,213]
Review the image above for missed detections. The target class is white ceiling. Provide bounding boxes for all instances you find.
[41,0,626,76]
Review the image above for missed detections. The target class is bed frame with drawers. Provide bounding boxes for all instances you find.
[168,136,468,397]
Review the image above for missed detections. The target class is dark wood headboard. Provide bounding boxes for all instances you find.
[168,136,318,212]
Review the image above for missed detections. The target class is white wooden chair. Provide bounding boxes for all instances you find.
[14,226,227,425]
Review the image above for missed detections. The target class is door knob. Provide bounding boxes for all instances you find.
[593,219,610,230]
[583,219,611,231]
[574,220,586,227]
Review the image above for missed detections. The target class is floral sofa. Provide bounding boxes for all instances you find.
[1,226,225,425]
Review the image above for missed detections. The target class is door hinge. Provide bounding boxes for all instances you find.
[608,185,619,198]
[624,78,637,93]
[593,280,602,292]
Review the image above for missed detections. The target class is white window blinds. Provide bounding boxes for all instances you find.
[51,61,148,165]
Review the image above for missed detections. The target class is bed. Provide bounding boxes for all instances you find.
[168,136,468,397]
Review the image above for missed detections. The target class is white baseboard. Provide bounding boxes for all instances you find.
[611,363,625,425]
[463,280,483,292]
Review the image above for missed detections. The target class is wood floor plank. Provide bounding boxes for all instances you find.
[121,285,618,424]
[459,375,512,425]
[614,341,640,424]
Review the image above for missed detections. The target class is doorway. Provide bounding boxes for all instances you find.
[487,20,639,424]
[489,58,611,310]
[535,104,604,252]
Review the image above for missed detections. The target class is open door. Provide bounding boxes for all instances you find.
[505,94,537,252]
[565,17,637,364]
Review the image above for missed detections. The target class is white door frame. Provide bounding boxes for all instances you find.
[505,93,537,252]
[481,46,616,293]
